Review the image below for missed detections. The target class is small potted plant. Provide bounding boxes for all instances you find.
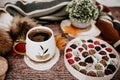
[66,0,99,28]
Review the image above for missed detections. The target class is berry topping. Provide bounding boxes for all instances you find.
[68,59,74,64]
[66,53,72,59]
[88,44,94,48]
[106,48,112,52]
[66,48,72,52]
[78,48,84,52]
[94,41,100,45]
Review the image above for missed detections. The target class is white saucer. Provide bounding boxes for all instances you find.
[60,19,101,37]
[24,48,60,71]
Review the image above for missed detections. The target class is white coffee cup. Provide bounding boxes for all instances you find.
[26,26,56,62]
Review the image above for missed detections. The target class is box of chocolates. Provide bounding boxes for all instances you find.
[64,36,120,80]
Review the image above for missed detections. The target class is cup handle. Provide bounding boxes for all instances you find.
[13,39,26,56]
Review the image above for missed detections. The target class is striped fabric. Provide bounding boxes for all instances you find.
[4,0,71,23]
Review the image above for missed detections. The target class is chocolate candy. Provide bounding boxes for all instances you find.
[100,44,106,48]
[105,69,113,75]
[66,48,72,52]
[109,54,116,58]
[66,53,72,59]
[85,57,94,63]
[87,71,97,77]
[80,69,87,75]
[97,71,104,77]
[102,56,109,61]
[95,63,103,70]
[74,56,81,62]
[107,64,116,73]
[89,49,96,55]
[87,39,93,43]
[72,64,80,71]
[82,44,87,50]
[79,62,87,66]
[70,44,77,49]
[100,60,107,67]
[78,48,84,52]
[95,46,101,51]
[99,51,106,55]
[82,52,89,57]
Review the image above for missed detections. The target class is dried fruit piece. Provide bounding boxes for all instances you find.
[94,41,100,45]
[78,48,84,52]
[100,60,107,67]
[87,71,97,77]
[87,39,93,43]
[68,59,74,64]
[66,48,72,53]
[99,51,106,55]
[66,53,72,59]
[80,69,87,75]
[109,54,116,58]
[72,64,80,71]
[97,71,104,77]
[82,52,89,57]
[88,44,94,48]
[79,62,87,66]
[82,44,87,50]
[74,56,81,62]
[101,44,106,48]
[105,69,113,75]
[95,63,103,70]
[89,49,96,55]
[85,57,94,63]
[107,64,116,73]
[70,44,77,49]
[106,48,112,52]
[95,46,101,51]
[102,56,109,61]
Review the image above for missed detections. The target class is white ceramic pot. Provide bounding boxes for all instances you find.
[71,20,92,29]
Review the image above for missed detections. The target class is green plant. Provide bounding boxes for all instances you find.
[66,0,99,23]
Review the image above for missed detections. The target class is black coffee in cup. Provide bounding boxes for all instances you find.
[28,29,52,42]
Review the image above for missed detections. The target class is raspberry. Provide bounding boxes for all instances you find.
[66,53,72,59]
[78,48,84,52]
[68,59,74,64]
[88,44,94,48]
[15,43,26,52]
[106,48,112,52]
[94,41,100,45]
[66,48,72,52]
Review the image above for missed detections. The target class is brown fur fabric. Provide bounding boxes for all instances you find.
[10,16,38,41]
[0,29,13,56]
[96,19,120,44]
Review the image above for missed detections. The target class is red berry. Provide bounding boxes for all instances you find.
[15,43,26,52]
[68,59,74,64]
[88,44,94,48]
[66,53,72,59]
[78,48,84,52]
[94,41,100,45]
[106,48,112,52]
[66,48,72,52]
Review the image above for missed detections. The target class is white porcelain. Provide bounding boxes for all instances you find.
[26,26,56,62]
[71,20,92,29]
[24,48,60,70]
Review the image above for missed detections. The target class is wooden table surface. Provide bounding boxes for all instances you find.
[5,7,120,80]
